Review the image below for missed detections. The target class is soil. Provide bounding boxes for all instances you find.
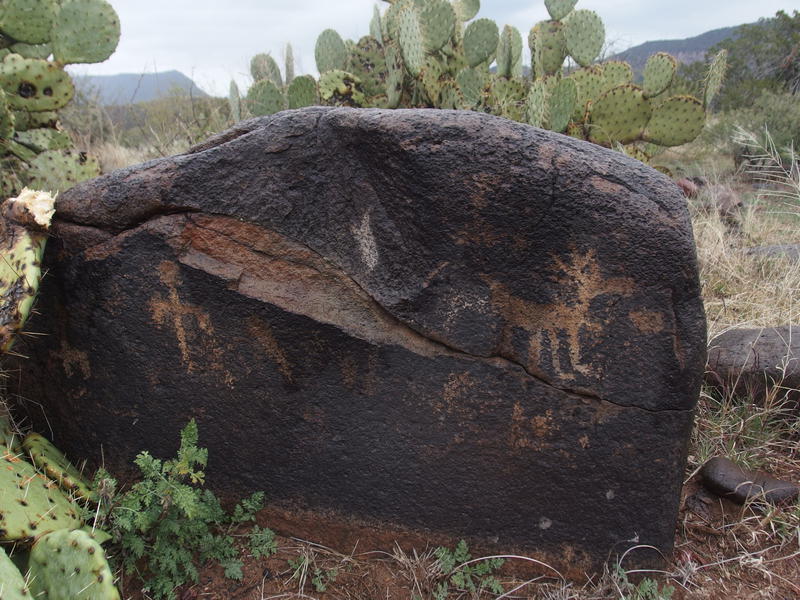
[117,472,800,600]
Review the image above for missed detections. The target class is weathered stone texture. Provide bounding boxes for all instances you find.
[706,326,799,405]
[13,107,706,570]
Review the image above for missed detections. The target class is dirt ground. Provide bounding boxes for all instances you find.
[117,470,800,600]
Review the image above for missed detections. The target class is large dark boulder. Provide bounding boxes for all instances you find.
[13,107,706,572]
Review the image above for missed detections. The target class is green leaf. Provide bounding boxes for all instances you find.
[249,525,278,559]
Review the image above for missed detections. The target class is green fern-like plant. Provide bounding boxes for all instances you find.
[93,420,275,600]
[433,540,504,598]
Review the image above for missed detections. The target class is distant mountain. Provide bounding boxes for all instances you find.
[73,70,209,105]
[611,25,741,76]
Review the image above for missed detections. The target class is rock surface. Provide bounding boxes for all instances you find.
[706,326,800,405]
[701,457,800,505]
[746,244,800,263]
[14,107,706,571]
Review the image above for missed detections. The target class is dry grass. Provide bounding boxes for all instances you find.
[692,188,800,341]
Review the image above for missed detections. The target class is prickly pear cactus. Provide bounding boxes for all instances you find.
[28,529,120,600]
[0,188,55,354]
[245,0,725,166]
[1,412,22,452]
[22,433,96,502]
[0,545,30,599]
[0,449,82,541]
[0,0,120,196]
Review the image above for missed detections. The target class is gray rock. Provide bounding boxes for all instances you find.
[706,326,800,405]
[701,457,799,505]
[746,245,800,263]
[11,107,706,571]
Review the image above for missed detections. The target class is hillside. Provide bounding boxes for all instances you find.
[612,25,740,75]
[73,70,209,105]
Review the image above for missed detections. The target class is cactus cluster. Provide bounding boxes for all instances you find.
[0,0,120,197]
[228,43,320,119]
[0,416,119,598]
[236,0,727,164]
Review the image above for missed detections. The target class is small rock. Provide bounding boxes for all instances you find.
[746,244,800,263]
[676,178,699,198]
[700,457,799,505]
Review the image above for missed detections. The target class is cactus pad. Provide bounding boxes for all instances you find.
[228,81,241,122]
[287,75,318,109]
[0,451,82,541]
[348,36,387,98]
[704,49,727,108]
[600,60,633,91]
[246,79,284,117]
[588,84,651,146]
[22,433,95,501]
[26,149,100,192]
[0,188,54,354]
[397,4,425,77]
[569,65,603,121]
[490,77,525,121]
[384,41,404,108]
[643,95,705,146]
[51,0,120,64]
[530,21,567,77]
[456,67,484,109]
[420,0,455,53]
[496,25,523,78]
[547,77,577,133]
[9,42,52,60]
[370,5,384,45]
[545,0,577,21]
[0,545,29,599]
[315,29,348,74]
[284,43,294,86]
[28,529,120,600]
[463,18,499,68]
[10,109,56,131]
[0,0,55,45]
[438,79,465,110]
[250,53,282,87]
[563,9,604,67]
[0,54,74,111]
[14,128,71,152]
[525,79,547,128]
[453,0,480,22]
[319,70,365,107]
[642,52,677,98]
[0,89,14,139]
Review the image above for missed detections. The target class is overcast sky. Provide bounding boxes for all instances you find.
[68,0,794,96]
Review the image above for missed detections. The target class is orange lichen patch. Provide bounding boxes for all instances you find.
[629,309,665,334]
[57,339,90,379]
[247,318,294,384]
[489,248,635,386]
[508,402,559,452]
[432,372,483,440]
